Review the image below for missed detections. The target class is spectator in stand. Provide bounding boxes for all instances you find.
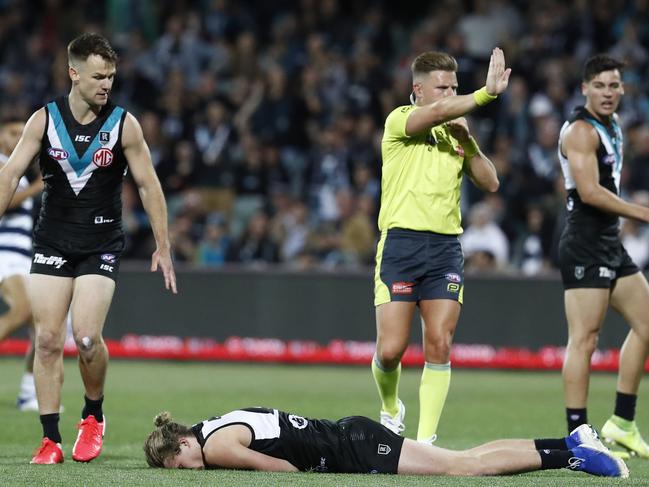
[306,125,351,224]
[156,140,198,199]
[461,202,510,270]
[169,211,198,263]
[195,213,231,268]
[227,210,280,265]
[627,124,649,193]
[512,205,551,275]
[340,193,377,266]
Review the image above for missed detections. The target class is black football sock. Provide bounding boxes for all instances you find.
[40,413,62,443]
[614,392,637,422]
[82,395,104,422]
[534,438,568,450]
[566,408,587,433]
[538,449,575,470]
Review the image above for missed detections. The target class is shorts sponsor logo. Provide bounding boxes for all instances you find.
[377,444,391,455]
[100,263,114,272]
[94,216,115,224]
[574,266,585,280]
[47,147,69,161]
[101,253,116,264]
[33,253,67,269]
[391,281,414,295]
[93,147,114,167]
[288,414,308,429]
[99,131,110,144]
[599,266,616,279]
[445,273,461,283]
[447,283,460,293]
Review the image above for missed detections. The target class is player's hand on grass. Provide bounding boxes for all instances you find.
[485,47,511,96]
[151,248,177,294]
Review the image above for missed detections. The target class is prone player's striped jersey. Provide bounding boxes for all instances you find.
[36,95,127,239]
[192,407,341,472]
[0,153,33,257]
[558,106,622,235]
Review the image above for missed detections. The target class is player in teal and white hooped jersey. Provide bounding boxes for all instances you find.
[0,116,44,411]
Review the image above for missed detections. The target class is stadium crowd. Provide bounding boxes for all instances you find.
[1,0,648,272]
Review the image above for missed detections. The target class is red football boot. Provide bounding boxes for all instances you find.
[30,437,64,464]
[72,415,106,462]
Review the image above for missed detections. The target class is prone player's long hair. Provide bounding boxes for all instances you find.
[143,412,193,468]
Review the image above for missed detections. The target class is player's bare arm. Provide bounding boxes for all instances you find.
[406,48,511,135]
[122,112,177,293]
[0,109,45,216]
[563,120,649,222]
[7,179,44,209]
[204,426,299,472]
[447,117,499,192]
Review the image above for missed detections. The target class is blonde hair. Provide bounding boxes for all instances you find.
[143,412,193,468]
[411,51,458,80]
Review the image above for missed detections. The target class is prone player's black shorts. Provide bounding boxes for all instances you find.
[558,230,639,289]
[335,416,404,474]
[374,228,464,305]
[31,231,125,282]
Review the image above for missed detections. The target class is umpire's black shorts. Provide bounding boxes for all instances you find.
[374,228,464,306]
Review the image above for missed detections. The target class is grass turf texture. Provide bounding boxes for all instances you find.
[1,359,646,486]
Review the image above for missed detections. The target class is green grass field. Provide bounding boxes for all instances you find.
[1,358,647,486]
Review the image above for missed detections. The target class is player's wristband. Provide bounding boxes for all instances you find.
[473,87,497,106]
[461,136,480,158]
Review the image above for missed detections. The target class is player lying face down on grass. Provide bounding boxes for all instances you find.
[143,407,627,478]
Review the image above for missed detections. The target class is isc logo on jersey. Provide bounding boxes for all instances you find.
[93,147,113,167]
[47,148,69,161]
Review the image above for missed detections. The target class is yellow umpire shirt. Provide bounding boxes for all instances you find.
[378,104,466,235]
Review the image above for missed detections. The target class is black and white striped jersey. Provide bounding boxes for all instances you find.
[191,407,341,472]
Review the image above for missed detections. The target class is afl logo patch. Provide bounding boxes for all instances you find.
[445,273,461,283]
[100,253,116,264]
[47,147,69,161]
[93,147,114,167]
